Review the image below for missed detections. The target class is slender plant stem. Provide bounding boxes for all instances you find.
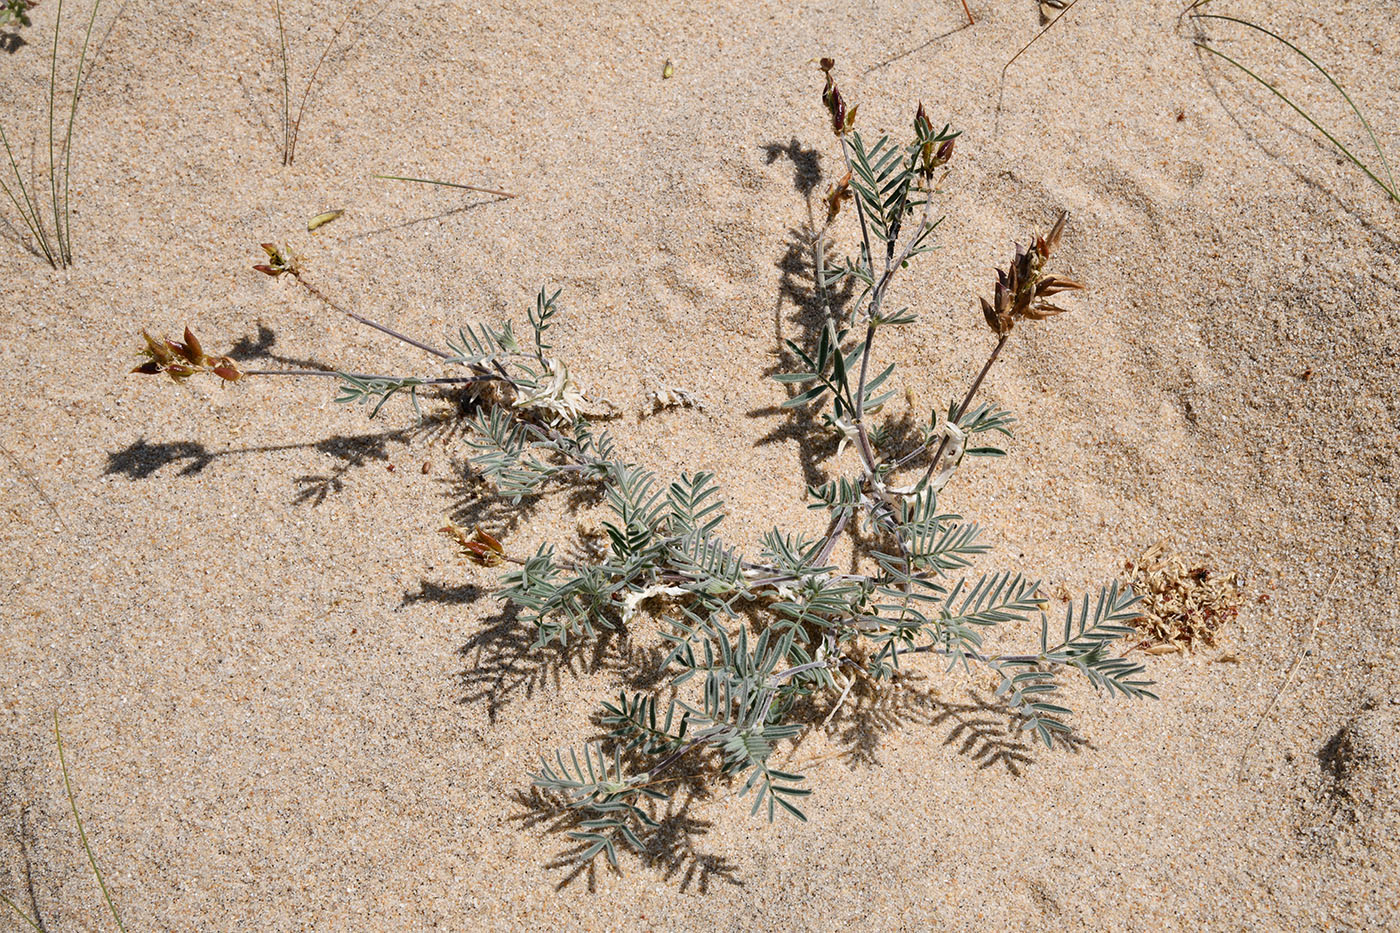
[47,0,64,262]
[0,121,55,262]
[959,0,974,26]
[55,710,126,933]
[1194,39,1398,204]
[0,894,42,933]
[292,273,452,359]
[914,333,1007,487]
[1194,14,1395,199]
[59,0,100,264]
[242,368,500,386]
[1001,0,1086,79]
[273,0,290,164]
[373,174,518,199]
[287,1,358,164]
[0,159,54,265]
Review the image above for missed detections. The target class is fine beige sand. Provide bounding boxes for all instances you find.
[2,0,1398,928]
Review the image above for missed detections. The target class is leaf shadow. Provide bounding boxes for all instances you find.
[751,139,857,494]
[227,321,341,373]
[511,781,743,892]
[793,672,1090,777]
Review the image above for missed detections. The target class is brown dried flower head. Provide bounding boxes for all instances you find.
[252,242,300,278]
[442,522,506,567]
[979,211,1084,336]
[132,327,243,382]
[824,170,852,223]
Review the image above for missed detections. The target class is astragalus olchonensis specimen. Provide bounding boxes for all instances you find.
[133,59,1156,870]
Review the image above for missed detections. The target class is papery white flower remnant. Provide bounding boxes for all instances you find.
[620,584,690,624]
[512,358,589,425]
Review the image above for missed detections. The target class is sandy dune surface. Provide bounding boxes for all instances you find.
[1,0,1398,928]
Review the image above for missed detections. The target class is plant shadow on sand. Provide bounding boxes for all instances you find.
[750,138,924,509]
[106,322,488,505]
[493,621,1091,887]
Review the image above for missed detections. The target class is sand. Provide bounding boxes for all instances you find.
[1,0,1398,928]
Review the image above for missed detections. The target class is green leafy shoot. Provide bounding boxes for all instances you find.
[131,59,1164,872]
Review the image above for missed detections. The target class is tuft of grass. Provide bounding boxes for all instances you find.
[270,1,360,165]
[0,711,126,931]
[0,0,101,268]
[1190,9,1397,205]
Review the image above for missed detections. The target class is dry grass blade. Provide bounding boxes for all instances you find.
[1000,0,1086,79]
[372,173,518,199]
[1192,14,1397,204]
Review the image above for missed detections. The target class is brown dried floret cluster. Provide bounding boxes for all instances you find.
[441,522,506,567]
[132,327,243,382]
[980,212,1085,336]
[1124,541,1242,653]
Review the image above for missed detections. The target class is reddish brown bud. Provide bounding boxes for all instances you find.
[183,327,204,363]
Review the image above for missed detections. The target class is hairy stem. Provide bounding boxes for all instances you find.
[913,333,1007,488]
[293,273,452,359]
[242,368,500,386]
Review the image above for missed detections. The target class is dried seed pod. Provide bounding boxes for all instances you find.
[441,522,507,567]
[820,58,850,137]
[132,328,243,382]
[978,211,1082,335]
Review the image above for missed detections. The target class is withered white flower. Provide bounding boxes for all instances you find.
[511,357,589,425]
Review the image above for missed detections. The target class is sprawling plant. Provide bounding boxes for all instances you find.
[134,60,1156,868]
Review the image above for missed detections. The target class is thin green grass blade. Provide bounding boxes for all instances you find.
[47,0,64,263]
[55,710,126,933]
[1195,40,1398,204]
[0,123,56,266]
[1196,14,1396,199]
[60,0,102,266]
[273,0,290,164]
[0,173,48,258]
[0,894,44,933]
[372,173,517,198]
